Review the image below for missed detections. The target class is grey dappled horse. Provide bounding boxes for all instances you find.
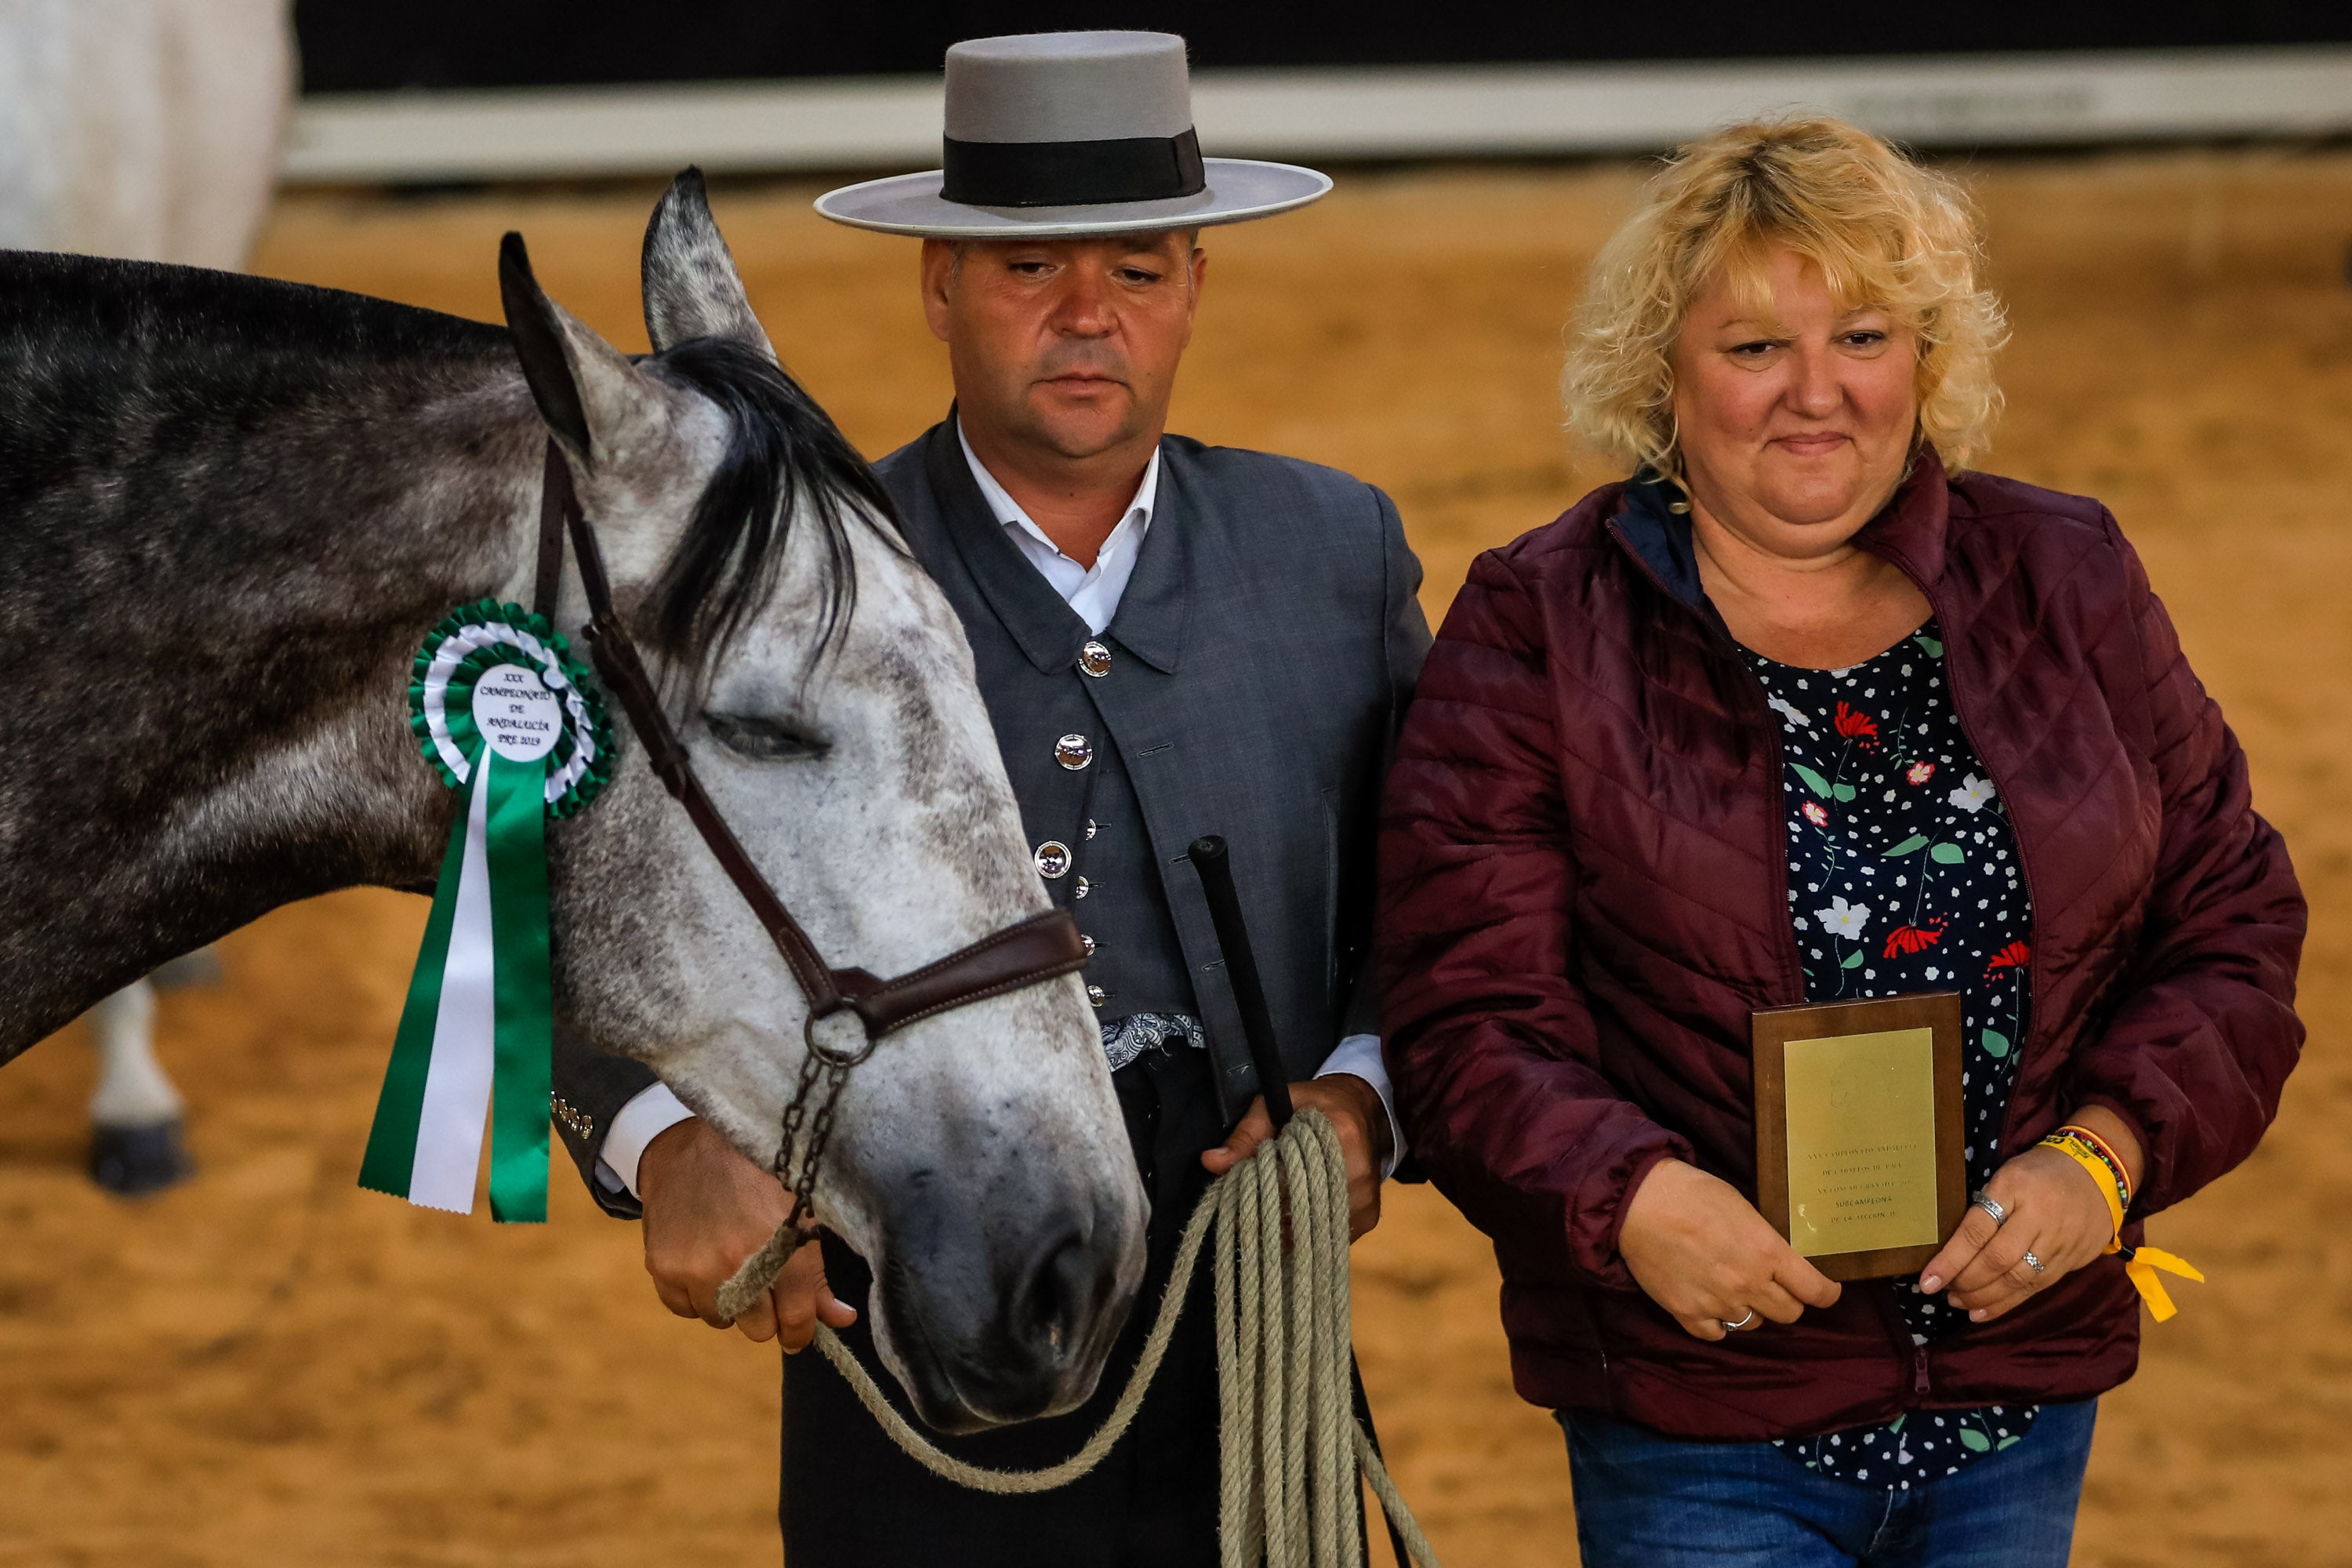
[0,173,1146,1431]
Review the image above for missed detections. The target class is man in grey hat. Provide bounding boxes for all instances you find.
[550,31,1426,1566]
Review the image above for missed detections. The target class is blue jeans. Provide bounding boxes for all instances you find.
[1559,1399,2096,1568]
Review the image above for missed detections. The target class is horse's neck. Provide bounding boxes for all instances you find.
[0,362,543,1058]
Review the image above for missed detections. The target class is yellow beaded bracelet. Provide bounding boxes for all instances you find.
[2061,1122,2135,1204]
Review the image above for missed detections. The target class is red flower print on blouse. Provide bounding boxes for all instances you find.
[1907,760,1936,785]
[1882,922,1946,959]
[1834,702,1881,749]
[1802,800,1830,827]
[1985,941,2031,978]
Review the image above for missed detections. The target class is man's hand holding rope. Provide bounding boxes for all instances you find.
[1201,1072,1392,1240]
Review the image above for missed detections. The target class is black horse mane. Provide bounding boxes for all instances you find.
[641,336,898,684]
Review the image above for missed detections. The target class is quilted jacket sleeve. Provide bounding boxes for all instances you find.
[2062,516,2307,1214]
[1377,547,1690,1290]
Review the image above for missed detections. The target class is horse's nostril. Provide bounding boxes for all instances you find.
[1015,1225,1108,1373]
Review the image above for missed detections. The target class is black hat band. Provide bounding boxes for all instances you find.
[942,127,1206,209]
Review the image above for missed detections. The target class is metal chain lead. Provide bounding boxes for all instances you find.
[772,1042,826,1187]
[786,1062,852,1237]
[717,1051,853,1323]
[772,1042,849,1240]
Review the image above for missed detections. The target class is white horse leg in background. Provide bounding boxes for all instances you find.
[0,0,293,1190]
[83,981,187,1190]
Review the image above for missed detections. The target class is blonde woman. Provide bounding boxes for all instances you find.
[1377,118,2303,1564]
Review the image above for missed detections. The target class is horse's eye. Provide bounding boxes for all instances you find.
[702,712,830,762]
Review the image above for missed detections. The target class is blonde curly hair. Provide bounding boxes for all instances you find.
[1562,115,2006,486]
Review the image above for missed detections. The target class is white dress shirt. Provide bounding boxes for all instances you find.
[593,427,1403,1196]
[960,420,1158,637]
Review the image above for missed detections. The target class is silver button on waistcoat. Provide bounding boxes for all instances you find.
[1080,933,1097,956]
[1079,641,1112,678]
[1085,983,1106,1008]
[1033,840,1073,879]
[1055,733,1094,771]
[1073,875,1091,898]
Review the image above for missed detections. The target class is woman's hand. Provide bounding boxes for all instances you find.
[1918,1143,2121,1323]
[1619,1158,1842,1341]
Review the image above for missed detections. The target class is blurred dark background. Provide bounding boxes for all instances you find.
[294,2,2352,93]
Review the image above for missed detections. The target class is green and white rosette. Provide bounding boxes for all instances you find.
[361,600,611,1223]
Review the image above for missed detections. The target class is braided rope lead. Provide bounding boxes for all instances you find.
[782,1111,1440,1567]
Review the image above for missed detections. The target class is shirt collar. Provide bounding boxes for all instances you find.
[956,416,1161,561]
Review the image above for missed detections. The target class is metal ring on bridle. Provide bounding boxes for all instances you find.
[1721,1308,1759,1332]
[1971,1190,2009,1228]
[806,998,878,1068]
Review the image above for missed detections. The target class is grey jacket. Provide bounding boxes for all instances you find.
[551,417,1428,1215]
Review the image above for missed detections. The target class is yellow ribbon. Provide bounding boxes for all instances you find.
[2114,1245,2205,1324]
[2042,1128,2202,1322]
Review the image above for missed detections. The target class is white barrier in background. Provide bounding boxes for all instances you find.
[281,46,2352,186]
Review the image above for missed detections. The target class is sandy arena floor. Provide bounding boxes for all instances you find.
[4,148,2350,1566]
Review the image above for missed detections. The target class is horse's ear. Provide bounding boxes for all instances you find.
[641,168,775,359]
[499,230,661,470]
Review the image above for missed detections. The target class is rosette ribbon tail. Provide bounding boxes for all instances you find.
[485,745,554,1222]
[361,601,607,1225]
[360,748,554,1222]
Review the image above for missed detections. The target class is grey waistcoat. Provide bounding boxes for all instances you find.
[878,419,1429,1121]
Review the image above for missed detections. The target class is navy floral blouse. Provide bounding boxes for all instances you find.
[1744,619,2039,1489]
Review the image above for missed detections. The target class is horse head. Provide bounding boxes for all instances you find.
[0,171,1144,1430]
[495,174,1145,1432]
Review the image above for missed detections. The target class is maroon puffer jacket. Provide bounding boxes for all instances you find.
[1377,453,2305,1439]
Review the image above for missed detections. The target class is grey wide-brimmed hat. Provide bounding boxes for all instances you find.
[815,31,1331,239]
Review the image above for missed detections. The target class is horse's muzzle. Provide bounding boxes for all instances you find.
[870,1171,1147,1435]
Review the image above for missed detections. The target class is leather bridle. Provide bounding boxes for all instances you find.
[532,441,1090,1235]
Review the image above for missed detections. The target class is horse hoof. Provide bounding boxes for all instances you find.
[89,1120,195,1196]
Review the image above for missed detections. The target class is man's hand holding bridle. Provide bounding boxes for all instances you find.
[637,1116,858,1348]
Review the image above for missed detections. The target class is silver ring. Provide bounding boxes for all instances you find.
[1971,1190,2009,1228]
[2021,1250,2046,1275]
[1720,1308,1758,1332]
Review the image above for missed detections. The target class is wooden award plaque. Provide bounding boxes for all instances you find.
[1751,992,1967,1283]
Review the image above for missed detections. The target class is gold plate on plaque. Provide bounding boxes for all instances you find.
[1752,994,1965,1282]
[1784,1027,1940,1256]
